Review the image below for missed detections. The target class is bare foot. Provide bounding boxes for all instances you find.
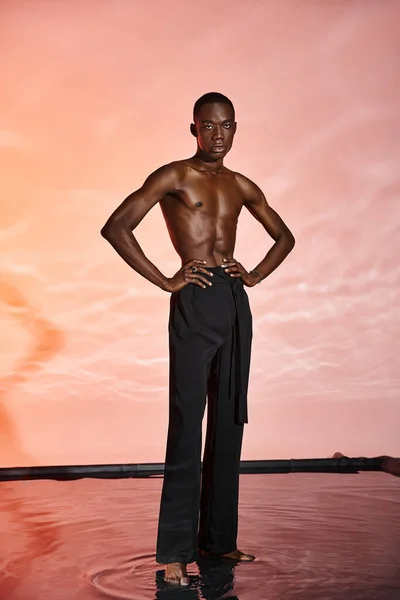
[164,562,189,586]
[198,548,255,562]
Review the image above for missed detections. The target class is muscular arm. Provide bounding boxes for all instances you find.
[237,174,295,281]
[101,163,181,290]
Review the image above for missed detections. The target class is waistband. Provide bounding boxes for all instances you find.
[205,266,242,285]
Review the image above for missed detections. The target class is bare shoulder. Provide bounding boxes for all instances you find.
[143,160,187,188]
[232,171,265,204]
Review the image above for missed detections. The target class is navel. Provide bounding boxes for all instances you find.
[195,201,203,208]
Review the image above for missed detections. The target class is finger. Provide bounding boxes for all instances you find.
[188,279,207,288]
[187,274,212,288]
[222,262,238,269]
[222,258,237,266]
[196,266,214,276]
[191,274,212,286]
[225,264,244,273]
[185,258,208,267]
[184,266,213,278]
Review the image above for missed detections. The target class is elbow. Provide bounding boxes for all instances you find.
[101,220,132,245]
[287,232,295,252]
[278,229,295,253]
[100,220,117,240]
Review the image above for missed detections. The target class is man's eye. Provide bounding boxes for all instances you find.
[205,125,213,130]
[224,124,231,128]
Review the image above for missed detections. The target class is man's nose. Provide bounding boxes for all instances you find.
[212,127,224,140]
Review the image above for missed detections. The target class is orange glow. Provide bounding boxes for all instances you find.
[1,1,399,466]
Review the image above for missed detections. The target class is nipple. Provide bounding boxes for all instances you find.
[195,201,203,208]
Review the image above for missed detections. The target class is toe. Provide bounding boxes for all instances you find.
[242,553,255,562]
[164,573,190,586]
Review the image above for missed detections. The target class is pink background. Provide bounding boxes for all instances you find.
[1,0,399,467]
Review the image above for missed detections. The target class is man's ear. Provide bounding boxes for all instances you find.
[190,123,197,137]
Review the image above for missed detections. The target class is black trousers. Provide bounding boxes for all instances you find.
[156,266,253,564]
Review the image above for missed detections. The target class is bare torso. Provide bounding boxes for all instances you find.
[160,160,244,266]
[101,153,294,292]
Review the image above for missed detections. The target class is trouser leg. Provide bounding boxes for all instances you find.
[198,330,244,555]
[156,336,216,564]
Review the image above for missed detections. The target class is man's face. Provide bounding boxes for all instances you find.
[192,102,236,159]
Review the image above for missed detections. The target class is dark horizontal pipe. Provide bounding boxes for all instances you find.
[0,457,391,482]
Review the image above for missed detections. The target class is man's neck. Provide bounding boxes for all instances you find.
[191,152,224,174]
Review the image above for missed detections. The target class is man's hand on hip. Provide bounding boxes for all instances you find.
[163,259,214,293]
[221,258,261,287]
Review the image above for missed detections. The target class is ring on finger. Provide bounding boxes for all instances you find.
[191,266,198,273]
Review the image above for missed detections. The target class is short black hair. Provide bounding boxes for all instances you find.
[193,92,235,121]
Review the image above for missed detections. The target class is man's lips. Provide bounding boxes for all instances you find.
[211,146,226,152]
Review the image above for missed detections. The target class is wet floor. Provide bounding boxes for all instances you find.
[1,472,399,599]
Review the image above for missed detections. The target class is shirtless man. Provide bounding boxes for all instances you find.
[101,92,295,586]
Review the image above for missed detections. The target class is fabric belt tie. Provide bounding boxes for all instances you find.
[208,269,252,425]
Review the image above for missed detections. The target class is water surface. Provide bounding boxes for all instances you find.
[1,472,399,599]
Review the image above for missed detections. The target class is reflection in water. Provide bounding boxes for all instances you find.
[0,484,63,598]
[154,557,237,599]
[196,558,237,600]
[0,473,399,600]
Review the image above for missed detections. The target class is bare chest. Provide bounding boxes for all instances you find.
[174,171,244,218]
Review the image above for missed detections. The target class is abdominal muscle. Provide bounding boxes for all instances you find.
[160,182,242,267]
[164,213,238,267]
[180,244,235,267]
